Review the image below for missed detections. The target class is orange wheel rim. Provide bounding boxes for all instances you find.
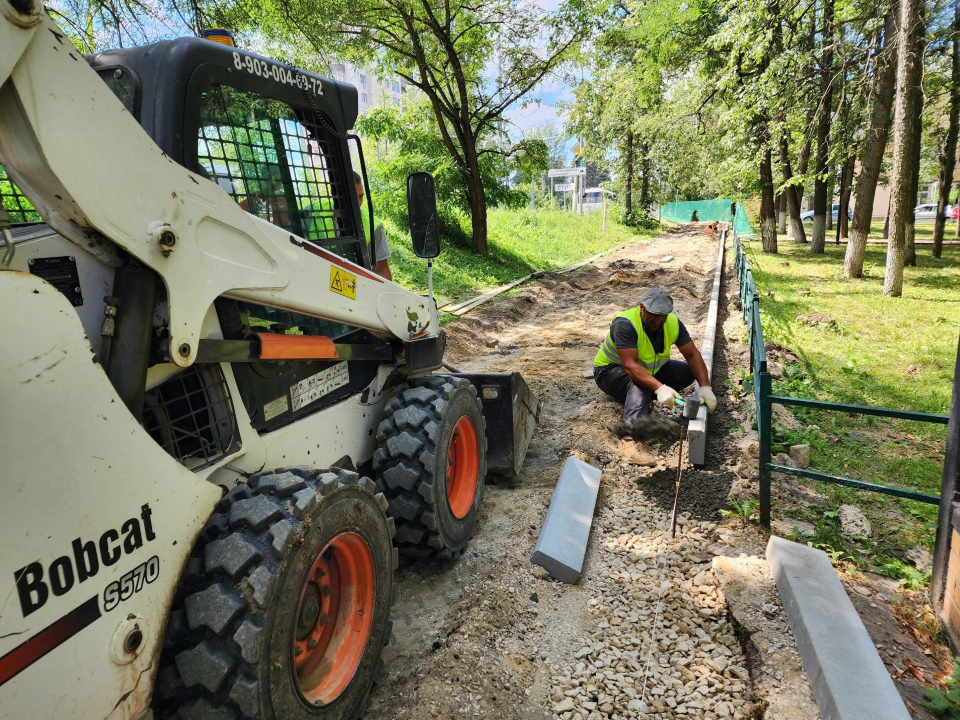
[446,416,479,519]
[292,532,375,706]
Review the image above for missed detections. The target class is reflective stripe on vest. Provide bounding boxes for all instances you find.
[593,308,680,370]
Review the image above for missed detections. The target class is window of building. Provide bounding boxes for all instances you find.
[360,74,367,86]
[334,71,344,82]
[393,97,400,107]
[361,93,368,104]
[392,80,400,93]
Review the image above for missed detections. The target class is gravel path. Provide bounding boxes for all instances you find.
[549,493,751,719]
[366,225,769,720]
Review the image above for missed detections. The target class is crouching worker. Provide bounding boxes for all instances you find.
[593,287,717,465]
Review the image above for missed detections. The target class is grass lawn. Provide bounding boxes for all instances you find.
[793,219,948,241]
[383,208,659,307]
[867,220,942,241]
[739,238,960,584]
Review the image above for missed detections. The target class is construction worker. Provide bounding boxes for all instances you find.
[594,287,717,465]
[354,172,392,280]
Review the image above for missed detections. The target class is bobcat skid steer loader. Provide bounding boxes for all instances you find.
[0,5,540,720]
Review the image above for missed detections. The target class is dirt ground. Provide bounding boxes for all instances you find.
[365,224,943,719]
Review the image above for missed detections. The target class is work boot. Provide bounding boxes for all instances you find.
[619,438,656,466]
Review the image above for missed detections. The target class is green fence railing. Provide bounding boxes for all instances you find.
[732,223,948,529]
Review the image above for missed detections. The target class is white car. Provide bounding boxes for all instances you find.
[914,203,941,222]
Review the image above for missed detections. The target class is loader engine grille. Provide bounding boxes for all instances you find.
[143,364,240,470]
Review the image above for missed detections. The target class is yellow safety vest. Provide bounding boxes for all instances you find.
[593,308,679,371]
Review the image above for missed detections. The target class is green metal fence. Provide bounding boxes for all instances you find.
[732,223,949,529]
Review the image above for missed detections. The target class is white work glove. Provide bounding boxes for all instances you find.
[699,386,717,412]
[656,384,681,406]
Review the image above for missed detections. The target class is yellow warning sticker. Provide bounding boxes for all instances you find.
[329,266,357,300]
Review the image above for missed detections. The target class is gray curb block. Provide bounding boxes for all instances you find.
[530,456,602,584]
[766,536,910,720]
[687,227,726,465]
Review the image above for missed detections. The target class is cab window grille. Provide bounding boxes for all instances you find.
[196,83,360,264]
[0,165,41,224]
[143,364,240,470]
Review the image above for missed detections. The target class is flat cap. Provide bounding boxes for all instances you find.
[640,287,673,314]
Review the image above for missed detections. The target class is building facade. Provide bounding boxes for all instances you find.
[330,63,405,115]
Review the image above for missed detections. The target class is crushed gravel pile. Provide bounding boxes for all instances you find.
[547,484,751,720]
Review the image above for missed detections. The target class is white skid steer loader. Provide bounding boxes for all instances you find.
[0,5,541,719]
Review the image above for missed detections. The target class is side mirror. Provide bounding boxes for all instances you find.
[407,172,441,258]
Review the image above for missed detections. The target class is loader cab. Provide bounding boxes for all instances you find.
[81,40,394,437]
[86,38,371,269]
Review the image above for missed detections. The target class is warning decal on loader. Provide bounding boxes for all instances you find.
[330,266,357,300]
[291,362,350,411]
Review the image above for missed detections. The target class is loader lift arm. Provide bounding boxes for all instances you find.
[0,8,438,371]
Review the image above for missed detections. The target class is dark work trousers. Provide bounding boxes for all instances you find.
[594,360,695,424]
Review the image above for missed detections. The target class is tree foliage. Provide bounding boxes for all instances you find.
[355,99,533,245]
[201,0,591,251]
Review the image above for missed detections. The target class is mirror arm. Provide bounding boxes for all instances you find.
[348,133,377,269]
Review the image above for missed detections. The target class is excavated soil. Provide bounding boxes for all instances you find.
[366,225,765,719]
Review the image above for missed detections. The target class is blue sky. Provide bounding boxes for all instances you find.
[501,0,581,162]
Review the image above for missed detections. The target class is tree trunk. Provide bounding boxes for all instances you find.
[624,132,634,215]
[640,142,651,209]
[846,0,899,278]
[812,0,835,254]
[466,167,489,253]
[905,77,924,267]
[837,156,855,240]
[779,136,807,241]
[934,8,960,258]
[760,147,778,253]
[777,192,786,234]
[796,107,816,208]
[885,0,925,296]
[826,173,834,231]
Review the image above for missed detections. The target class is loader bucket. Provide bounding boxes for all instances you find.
[450,372,541,477]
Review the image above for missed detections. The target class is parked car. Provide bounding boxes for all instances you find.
[800,204,853,223]
[914,203,957,222]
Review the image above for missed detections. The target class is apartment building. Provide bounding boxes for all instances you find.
[330,63,405,114]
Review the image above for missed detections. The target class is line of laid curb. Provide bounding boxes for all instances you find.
[687,227,726,465]
[766,535,911,720]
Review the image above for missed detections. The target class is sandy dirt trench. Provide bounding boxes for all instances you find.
[366,225,754,720]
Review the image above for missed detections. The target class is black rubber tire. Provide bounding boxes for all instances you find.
[373,375,487,560]
[154,467,397,720]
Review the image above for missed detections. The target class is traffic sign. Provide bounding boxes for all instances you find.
[555,183,574,192]
[549,167,586,177]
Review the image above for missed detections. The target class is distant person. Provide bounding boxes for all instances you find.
[690,210,699,222]
[593,287,716,466]
[354,171,392,280]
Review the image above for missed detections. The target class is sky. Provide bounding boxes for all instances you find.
[501,0,580,160]
[501,66,581,167]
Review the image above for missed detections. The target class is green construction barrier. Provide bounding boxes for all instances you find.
[660,198,755,238]
[733,201,755,238]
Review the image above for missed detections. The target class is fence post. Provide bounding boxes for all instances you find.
[931,335,960,612]
[758,368,773,530]
[602,204,608,235]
